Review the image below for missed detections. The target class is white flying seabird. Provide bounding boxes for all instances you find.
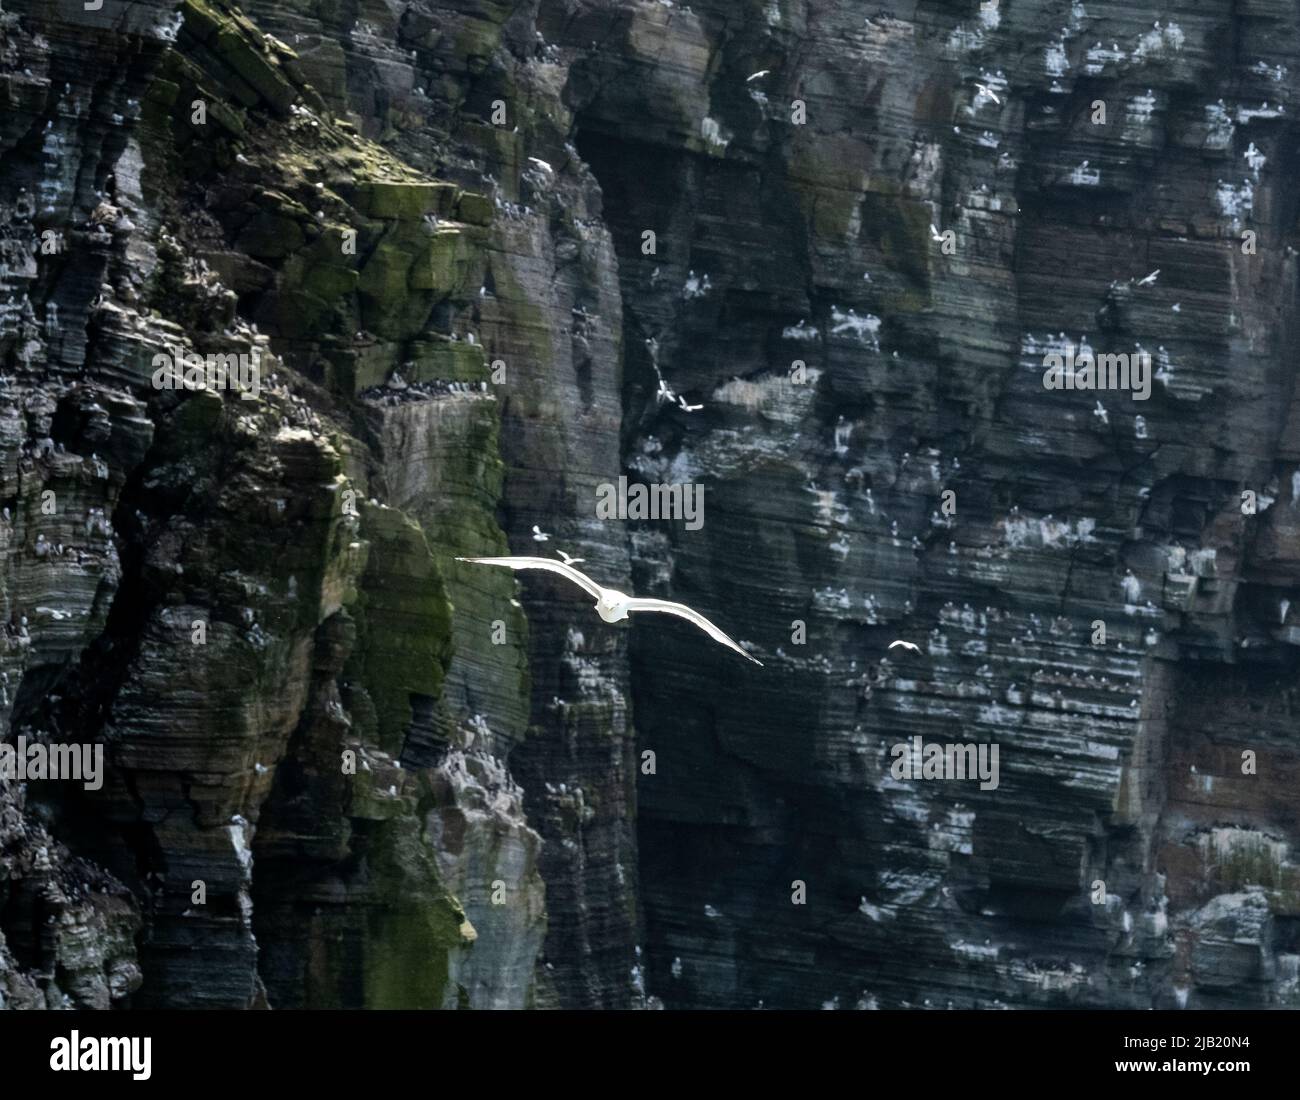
[457,556,762,665]
[888,640,921,654]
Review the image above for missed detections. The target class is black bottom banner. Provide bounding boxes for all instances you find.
[0,1008,1289,1087]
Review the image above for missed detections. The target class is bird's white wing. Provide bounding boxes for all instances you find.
[623,597,762,665]
[456,557,605,600]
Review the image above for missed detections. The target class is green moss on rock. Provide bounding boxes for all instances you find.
[455,191,493,226]
[410,228,470,292]
[350,502,454,754]
[405,337,486,383]
[360,180,459,219]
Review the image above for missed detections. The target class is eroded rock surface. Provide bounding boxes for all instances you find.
[1,0,1298,1010]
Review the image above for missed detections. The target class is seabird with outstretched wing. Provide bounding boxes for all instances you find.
[456,556,762,665]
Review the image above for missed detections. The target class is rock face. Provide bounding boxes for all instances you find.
[1,0,1298,1011]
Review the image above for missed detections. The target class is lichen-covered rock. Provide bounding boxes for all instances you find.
[4,0,1300,1013]
[0,0,548,1009]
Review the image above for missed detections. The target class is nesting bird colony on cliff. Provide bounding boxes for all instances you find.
[0,0,1298,1019]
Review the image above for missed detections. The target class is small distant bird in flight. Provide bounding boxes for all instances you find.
[746,70,771,82]
[975,82,1000,104]
[929,223,944,242]
[556,550,585,566]
[1136,269,1160,285]
[531,525,550,542]
[677,395,703,412]
[888,640,921,654]
[457,557,762,664]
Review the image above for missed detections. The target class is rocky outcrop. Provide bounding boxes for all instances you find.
[2,0,1298,1011]
[0,0,548,1008]
[562,0,1300,1009]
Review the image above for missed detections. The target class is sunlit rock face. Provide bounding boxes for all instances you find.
[1,0,1297,1011]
